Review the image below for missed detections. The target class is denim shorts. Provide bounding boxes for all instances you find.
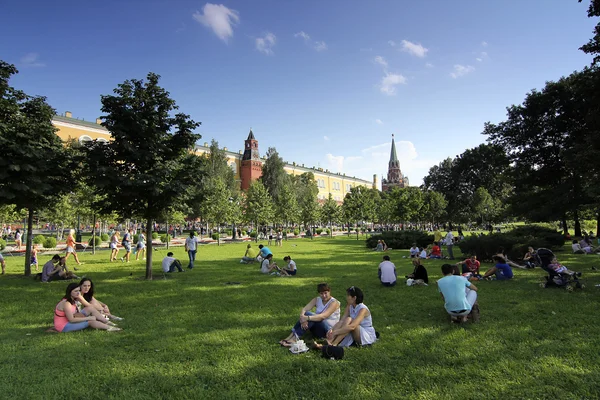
[123,243,131,252]
[62,321,89,332]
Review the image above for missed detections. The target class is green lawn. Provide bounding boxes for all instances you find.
[1,237,599,399]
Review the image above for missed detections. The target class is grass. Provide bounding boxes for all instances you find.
[1,237,600,399]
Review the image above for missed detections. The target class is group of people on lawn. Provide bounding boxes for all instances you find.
[240,243,297,276]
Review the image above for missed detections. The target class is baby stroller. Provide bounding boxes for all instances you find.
[536,248,584,291]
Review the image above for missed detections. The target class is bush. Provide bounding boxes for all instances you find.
[43,237,57,249]
[100,233,110,241]
[33,235,46,245]
[212,233,220,240]
[326,228,331,235]
[316,229,323,235]
[0,238,6,250]
[366,231,434,250]
[293,229,299,236]
[160,234,170,243]
[151,232,158,240]
[457,226,565,261]
[241,230,247,236]
[249,232,257,238]
[225,229,233,236]
[88,236,101,246]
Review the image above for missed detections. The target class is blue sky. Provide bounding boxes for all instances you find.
[1,0,595,185]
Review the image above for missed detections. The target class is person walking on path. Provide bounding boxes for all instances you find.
[64,229,83,265]
[185,231,199,269]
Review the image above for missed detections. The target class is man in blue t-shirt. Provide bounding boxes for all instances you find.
[481,255,514,280]
[258,244,272,259]
[437,263,478,323]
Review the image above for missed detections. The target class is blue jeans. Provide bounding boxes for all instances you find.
[187,250,197,269]
[446,245,454,259]
[291,311,331,339]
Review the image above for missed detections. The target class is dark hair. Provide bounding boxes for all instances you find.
[346,286,364,304]
[497,246,505,255]
[258,244,264,249]
[167,252,174,257]
[493,255,506,263]
[189,231,195,237]
[317,283,330,293]
[572,240,578,244]
[64,283,80,304]
[79,278,95,302]
[283,256,291,261]
[266,254,273,259]
[383,255,390,261]
[441,264,454,275]
[52,255,61,262]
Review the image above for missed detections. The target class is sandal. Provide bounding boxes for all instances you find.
[279,340,294,347]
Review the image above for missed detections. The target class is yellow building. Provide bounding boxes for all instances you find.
[52,113,376,201]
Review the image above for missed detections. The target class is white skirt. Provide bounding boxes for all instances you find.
[339,325,377,347]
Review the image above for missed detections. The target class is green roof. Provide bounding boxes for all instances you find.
[390,136,398,162]
[53,115,108,131]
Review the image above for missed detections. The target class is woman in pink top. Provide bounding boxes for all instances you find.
[54,283,121,332]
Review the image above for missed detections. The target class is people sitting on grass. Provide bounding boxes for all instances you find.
[418,247,427,259]
[409,243,419,258]
[258,244,273,260]
[406,257,429,284]
[282,256,297,276]
[42,256,78,282]
[79,278,123,321]
[240,244,258,264]
[481,255,514,280]
[523,246,538,268]
[261,254,288,276]
[572,240,586,254]
[378,255,397,287]
[162,252,185,273]
[374,240,384,252]
[428,242,442,259]
[382,240,389,251]
[54,283,120,332]
[549,257,582,277]
[496,247,527,269]
[279,283,341,347]
[437,263,479,324]
[456,255,481,279]
[321,286,377,348]
[578,238,593,253]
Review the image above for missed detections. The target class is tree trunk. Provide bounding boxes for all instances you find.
[561,215,570,236]
[24,208,34,276]
[596,210,600,238]
[574,209,582,237]
[145,219,153,280]
[166,219,169,250]
[356,222,359,240]
[92,212,96,255]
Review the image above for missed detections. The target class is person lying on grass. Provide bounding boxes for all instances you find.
[261,254,288,276]
[318,286,377,348]
[481,255,514,280]
[437,263,478,323]
[54,283,121,332]
[279,283,341,347]
[79,278,123,321]
[282,256,297,276]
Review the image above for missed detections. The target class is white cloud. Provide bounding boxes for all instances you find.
[482,41,488,47]
[192,3,239,43]
[480,51,488,57]
[256,32,276,55]
[323,140,439,185]
[294,31,310,41]
[400,40,428,58]
[476,58,483,62]
[375,119,383,125]
[425,62,434,68]
[20,53,45,67]
[374,56,388,68]
[450,64,475,79]
[388,40,396,47]
[379,73,407,95]
[324,135,330,142]
[314,41,328,51]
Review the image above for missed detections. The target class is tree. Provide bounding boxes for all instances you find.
[86,72,201,279]
[320,194,340,237]
[0,61,76,275]
[260,147,290,201]
[579,0,600,65]
[292,172,319,233]
[243,180,274,240]
[472,187,502,225]
[423,190,447,225]
[342,187,367,240]
[274,183,300,231]
[203,179,232,245]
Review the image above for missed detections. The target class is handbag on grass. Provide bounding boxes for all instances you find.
[321,345,344,360]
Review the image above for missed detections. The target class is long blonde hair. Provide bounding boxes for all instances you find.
[69,229,75,237]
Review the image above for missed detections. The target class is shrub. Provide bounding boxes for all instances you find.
[43,237,57,249]
[457,226,565,261]
[249,232,257,238]
[316,229,323,235]
[241,230,247,236]
[0,238,6,250]
[100,233,110,241]
[33,235,46,245]
[293,229,299,236]
[88,236,101,246]
[160,234,170,243]
[212,233,220,240]
[366,231,434,250]
[326,228,331,235]
[152,232,159,239]
[225,229,233,236]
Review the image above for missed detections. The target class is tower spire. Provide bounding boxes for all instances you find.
[390,134,398,162]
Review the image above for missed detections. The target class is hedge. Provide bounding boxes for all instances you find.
[160,234,170,243]
[43,237,57,249]
[88,237,101,246]
[101,233,110,242]
[366,231,434,250]
[152,232,159,239]
[33,235,46,245]
[212,233,220,240]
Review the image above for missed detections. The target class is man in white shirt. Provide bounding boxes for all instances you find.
[445,230,455,260]
[185,231,199,269]
[378,255,397,287]
[162,252,184,273]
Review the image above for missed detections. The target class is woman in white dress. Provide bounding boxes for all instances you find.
[326,286,377,347]
[279,283,341,347]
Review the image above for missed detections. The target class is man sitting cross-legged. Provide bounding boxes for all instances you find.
[481,255,514,281]
[240,244,258,264]
[437,263,479,323]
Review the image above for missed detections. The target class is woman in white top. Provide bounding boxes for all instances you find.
[279,283,341,347]
[109,231,120,262]
[326,286,377,347]
[282,256,297,276]
[15,229,22,250]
